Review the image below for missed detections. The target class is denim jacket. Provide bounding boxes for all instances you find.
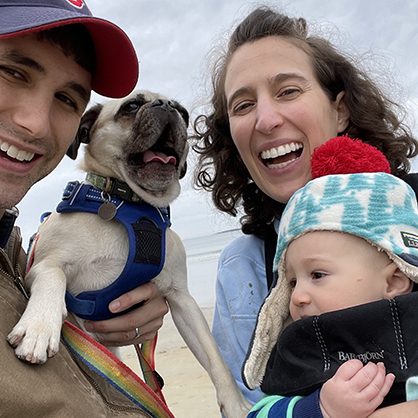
[212,233,268,405]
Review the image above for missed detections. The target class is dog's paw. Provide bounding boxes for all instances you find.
[7,318,61,364]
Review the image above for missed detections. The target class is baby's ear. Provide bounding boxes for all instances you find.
[385,266,413,298]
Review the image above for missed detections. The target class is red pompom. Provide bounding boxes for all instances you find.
[311,136,391,179]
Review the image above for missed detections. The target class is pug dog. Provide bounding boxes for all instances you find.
[7,90,251,418]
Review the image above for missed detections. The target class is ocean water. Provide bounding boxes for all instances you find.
[183,228,242,308]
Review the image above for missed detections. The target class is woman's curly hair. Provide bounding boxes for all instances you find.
[192,6,418,239]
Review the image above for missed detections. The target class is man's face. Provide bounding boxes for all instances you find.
[0,34,91,210]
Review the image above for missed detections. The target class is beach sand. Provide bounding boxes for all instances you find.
[121,306,221,418]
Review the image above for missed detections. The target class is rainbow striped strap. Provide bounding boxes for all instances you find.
[135,338,166,403]
[61,321,175,418]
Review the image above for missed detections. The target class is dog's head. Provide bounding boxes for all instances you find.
[67,90,189,207]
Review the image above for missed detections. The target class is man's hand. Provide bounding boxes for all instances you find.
[320,360,395,418]
[83,282,169,345]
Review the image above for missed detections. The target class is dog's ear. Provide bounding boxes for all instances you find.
[66,103,103,160]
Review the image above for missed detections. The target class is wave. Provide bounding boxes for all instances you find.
[184,228,242,261]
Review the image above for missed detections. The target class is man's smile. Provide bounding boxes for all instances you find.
[0,138,35,162]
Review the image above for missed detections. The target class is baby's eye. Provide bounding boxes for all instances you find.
[312,271,325,280]
[288,278,296,289]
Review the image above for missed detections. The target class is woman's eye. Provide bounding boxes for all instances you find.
[232,101,253,114]
[279,88,300,99]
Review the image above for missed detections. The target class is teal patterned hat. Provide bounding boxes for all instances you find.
[243,136,418,390]
[275,172,418,278]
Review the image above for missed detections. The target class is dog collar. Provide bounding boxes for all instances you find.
[86,172,142,203]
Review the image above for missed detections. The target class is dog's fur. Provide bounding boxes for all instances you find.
[8,91,251,417]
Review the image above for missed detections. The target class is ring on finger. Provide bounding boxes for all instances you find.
[135,327,140,339]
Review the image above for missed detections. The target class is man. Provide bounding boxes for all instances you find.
[0,1,168,416]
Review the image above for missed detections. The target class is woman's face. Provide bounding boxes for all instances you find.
[224,36,349,203]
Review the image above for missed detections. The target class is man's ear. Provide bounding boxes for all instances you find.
[385,265,414,298]
[334,91,350,134]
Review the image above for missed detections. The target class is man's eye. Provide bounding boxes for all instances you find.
[56,93,77,110]
[0,66,26,81]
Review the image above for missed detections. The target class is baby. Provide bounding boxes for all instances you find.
[243,137,418,418]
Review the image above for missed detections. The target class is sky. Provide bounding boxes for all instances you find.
[16,0,418,247]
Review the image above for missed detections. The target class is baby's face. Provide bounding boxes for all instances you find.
[285,231,394,321]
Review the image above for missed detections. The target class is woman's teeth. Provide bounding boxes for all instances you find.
[267,157,298,169]
[260,142,302,160]
[0,140,35,162]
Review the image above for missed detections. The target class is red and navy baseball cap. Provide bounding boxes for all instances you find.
[0,0,139,98]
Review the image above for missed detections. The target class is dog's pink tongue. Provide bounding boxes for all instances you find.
[143,150,176,165]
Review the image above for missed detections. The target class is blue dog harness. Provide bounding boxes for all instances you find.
[53,180,171,321]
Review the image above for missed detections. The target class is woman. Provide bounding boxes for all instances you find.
[193,5,418,415]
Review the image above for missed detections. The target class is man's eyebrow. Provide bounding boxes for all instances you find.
[3,51,46,74]
[3,51,90,104]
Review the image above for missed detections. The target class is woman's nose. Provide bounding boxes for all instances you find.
[255,97,284,134]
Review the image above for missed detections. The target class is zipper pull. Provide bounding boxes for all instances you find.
[14,275,29,300]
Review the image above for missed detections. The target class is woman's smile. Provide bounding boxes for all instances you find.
[260,141,303,169]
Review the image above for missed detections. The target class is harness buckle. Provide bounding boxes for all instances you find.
[108,179,134,201]
[61,181,80,200]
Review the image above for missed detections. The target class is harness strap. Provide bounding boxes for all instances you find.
[61,321,175,418]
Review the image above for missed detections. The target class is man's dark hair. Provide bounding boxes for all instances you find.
[36,23,96,77]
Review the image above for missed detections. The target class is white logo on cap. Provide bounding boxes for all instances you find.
[65,0,84,9]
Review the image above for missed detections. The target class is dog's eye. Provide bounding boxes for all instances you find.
[121,101,140,114]
[178,108,189,125]
[172,103,189,126]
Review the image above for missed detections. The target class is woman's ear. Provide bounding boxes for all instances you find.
[334,91,350,133]
[385,265,414,298]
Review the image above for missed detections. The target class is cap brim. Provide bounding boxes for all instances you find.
[0,7,138,98]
